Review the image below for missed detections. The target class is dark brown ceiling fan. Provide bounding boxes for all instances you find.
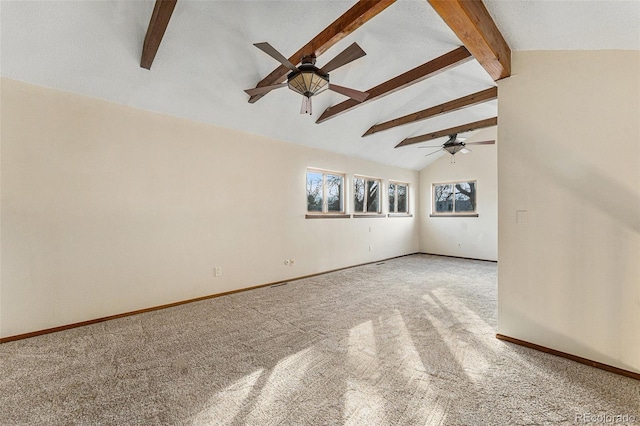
[419,133,495,158]
[244,42,370,115]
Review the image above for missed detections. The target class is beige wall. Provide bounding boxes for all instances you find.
[0,78,419,338]
[498,51,640,373]
[419,127,498,261]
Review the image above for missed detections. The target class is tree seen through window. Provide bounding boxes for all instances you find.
[433,181,476,214]
[354,177,381,214]
[306,170,345,214]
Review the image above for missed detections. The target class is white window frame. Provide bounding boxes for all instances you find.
[388,181,411,216]
[353,175,383,217]
[306,168,348,218]
[431,180,478,217]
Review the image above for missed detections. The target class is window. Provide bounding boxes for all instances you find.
[354,176,382,215]
[306,169,347,217]
[388,181,409,215]
[432,181,477,216]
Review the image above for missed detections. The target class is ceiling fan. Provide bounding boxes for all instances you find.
[419,134,495,159]
[244,42,370,115]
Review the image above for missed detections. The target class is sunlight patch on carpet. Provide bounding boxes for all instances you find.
[191,368,263,425]
[344,320,385,423]
[422,292,489,383]
[245,347,314,423]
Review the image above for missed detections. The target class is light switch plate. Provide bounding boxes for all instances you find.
[516,210,528,224]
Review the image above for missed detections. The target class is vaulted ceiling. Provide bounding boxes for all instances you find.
[1,0,638,170]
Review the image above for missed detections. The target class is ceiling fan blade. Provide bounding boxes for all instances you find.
[328,84,369,102]
[253,42,298,72]
[418,145,444,149]
[244,82,288,96]
[424,149,444,157]
[319,42,366,74]
[465,140,496,145]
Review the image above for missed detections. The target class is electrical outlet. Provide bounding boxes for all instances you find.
[214,266,222,277]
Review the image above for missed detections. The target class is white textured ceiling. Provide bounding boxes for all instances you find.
[1,0,638,170]
[484,0,640,51]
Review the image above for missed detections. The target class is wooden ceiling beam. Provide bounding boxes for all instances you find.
[140,0,178,70]
[427,0,510,81]
[363,86,496,136]
[248,0,397,104]
[395,116,497,148]
[316,46,472,124]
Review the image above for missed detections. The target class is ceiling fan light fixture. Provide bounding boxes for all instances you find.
[289,70,329,98]
[444,144,465,155]
[288,71,329,97]
[287,56,329,98]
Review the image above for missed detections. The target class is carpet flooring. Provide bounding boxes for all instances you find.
[0,254,638,425]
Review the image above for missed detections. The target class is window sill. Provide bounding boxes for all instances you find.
[353,213,386,218]
[388,213,413,218]
[305,214,351,219]
[430,213,478,217]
